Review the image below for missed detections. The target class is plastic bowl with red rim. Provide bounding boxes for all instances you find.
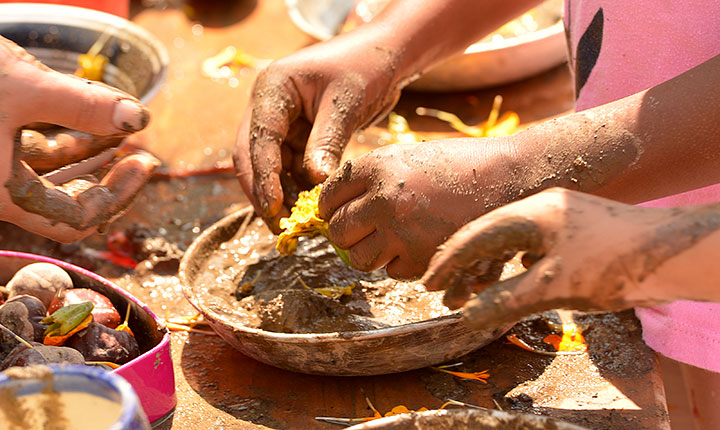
[0,251,175,426]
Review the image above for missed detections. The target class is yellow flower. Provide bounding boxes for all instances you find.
[276,185,328,256]
[276,184,351,264]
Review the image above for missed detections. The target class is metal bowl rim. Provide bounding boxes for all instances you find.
[283,0,565,54]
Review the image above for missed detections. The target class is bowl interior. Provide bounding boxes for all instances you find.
[0,3,168,103]
[181,206,461,339]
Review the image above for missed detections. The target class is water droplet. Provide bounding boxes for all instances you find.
[191,23,204,36]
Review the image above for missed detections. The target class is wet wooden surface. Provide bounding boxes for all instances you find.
[1,0,670,429]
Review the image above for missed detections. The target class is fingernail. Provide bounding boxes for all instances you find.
[113,99,150,132]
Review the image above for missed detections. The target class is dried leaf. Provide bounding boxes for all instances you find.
[432,366,490,383]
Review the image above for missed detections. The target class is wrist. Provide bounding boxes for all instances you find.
[504,110,647,200]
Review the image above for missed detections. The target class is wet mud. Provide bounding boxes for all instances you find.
[194,218,451,334]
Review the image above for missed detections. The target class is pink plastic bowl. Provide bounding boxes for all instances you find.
[0,250,175,425]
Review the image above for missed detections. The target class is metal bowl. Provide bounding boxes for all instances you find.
[285,0,567,91]
[0,3,168,103]
[345,408,589,430]
[179,206,512,376]
[0,251,176,426]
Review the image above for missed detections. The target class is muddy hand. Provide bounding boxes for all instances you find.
[421,187,694,329]
[0,36,156,242]
[18,128,125,174]
[233,31,405,234]
[319,139,517,280]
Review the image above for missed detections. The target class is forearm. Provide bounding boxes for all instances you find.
[351,0,544,85]
[510,53,720,203]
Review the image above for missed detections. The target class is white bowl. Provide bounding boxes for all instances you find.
[0,2,168,103]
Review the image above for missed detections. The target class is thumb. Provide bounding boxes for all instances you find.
[12,60,149,135]
[303,92,358,183]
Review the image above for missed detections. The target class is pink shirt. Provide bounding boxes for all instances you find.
[565,0,720,372]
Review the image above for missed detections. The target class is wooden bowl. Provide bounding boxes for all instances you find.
[345,408,589,430]
[179,207,512,376]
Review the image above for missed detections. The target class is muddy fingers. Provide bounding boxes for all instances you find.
[18,129,124,174]
[422,216,545,296]
[460,257,596,329]
[6,152,159,232]
[303,79,366,183]
[441,259,506,309]
[249,71,303,220]
[461,274,535,329]
[81,153,161,226]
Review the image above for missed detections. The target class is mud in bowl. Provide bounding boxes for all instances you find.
[180,207,517,376]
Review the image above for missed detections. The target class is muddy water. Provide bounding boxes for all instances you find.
[0,366,122,430]
[194,218,452,334]
[0,391,122,430]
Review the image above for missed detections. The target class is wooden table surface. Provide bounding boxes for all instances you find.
[2,1,670,429]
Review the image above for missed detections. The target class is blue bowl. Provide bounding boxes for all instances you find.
[0,364,151,430]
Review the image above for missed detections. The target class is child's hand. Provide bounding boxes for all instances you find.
[233,31,405,234]
[318,139,515,279]
[421,188,692,328]
[0,36,157,242]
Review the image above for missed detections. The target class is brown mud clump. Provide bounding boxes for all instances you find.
[195,219,451,334]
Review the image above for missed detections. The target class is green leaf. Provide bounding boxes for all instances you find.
[44,301,95,335]
[330,242,352,267]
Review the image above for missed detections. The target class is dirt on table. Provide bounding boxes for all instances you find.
[194,219,452,334]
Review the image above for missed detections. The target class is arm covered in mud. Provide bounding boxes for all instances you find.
[318,52,720,278]
[421,187,720,328]
[234,0,543,232]
[0,36,158,242]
